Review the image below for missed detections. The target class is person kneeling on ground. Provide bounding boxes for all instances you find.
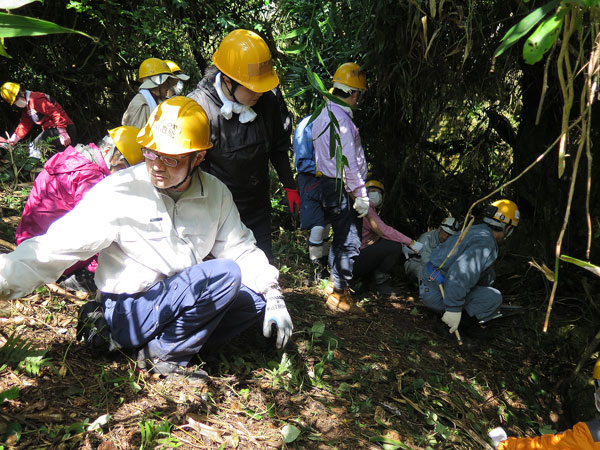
[404,216,459,280]
[419,199,519,337]
[0,96,293,382]
[353,179,423,297]
[489,358,600,449]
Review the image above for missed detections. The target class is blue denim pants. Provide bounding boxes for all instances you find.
[102,259,265,366]
[320,177,362,290]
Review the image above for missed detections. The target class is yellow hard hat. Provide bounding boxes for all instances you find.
[138,58,172,81]
[137,96,213,155]
[1,82,21,105]
[483,199,520,228]
[594,359,600,380]
[212,29,279,93]
[332,63,367,91]
[108,126,144,165]
[365,179,384,192]
[164,60,190,81]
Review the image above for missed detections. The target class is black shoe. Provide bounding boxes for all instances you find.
[137,347,208,384]
[371,281,402,298]
[76,300,115,353]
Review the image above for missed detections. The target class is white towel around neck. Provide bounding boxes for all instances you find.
[215,72,257,123]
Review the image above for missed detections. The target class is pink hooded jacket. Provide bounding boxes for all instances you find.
[15,144,110,275]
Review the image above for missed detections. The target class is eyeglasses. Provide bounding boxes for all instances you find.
[142,149,185,168]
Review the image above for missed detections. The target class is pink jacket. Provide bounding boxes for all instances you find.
[362,205,413,249]
[15,144,109,275]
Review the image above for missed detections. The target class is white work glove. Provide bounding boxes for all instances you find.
[353,196,370,218]
[488,427,508,448]
[8,133,20,145]
[263,287,293,350]
[407,240,424,254]
[441,310,462,333]
[57,128,71,146]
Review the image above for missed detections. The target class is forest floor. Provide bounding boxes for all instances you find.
[0,203,598,450]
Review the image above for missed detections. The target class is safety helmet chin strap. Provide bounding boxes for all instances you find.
[166,154,197,191]
[223,75,241,103]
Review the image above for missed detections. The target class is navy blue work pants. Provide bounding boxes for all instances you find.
[320,177,362,290]
[101,259,265,366]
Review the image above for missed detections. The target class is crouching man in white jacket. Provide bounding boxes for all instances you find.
[0,96,293,382]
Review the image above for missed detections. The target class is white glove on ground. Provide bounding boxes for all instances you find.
[58,128,71,146]
[353,196,370,218]
[263,288,293,349]
[441,310,462,333]
[488,427,508,448]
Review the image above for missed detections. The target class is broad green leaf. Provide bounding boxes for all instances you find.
[281,424,301,443]
[0,12,96,41]
[1,0,40,9]
[277,26,309,40]
[523,12,563,64]
[494,0,560,58]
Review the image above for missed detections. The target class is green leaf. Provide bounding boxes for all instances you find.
[281,43,307,54]
[494,0,560,58]
[281,424,301,443]
[559,254,600,277]
[523,12,563,64]
[0,12,96,41]
[0,386,19,403]
[277,26,309,40]
[1,0,40,9]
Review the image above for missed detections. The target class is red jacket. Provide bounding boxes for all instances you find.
[13,91,74,140]
[498,420,600,449]
[15,144,109,275]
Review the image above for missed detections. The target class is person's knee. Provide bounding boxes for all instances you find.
[211,258,242,285]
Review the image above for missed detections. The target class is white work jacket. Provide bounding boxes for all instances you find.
[0,164,279,299]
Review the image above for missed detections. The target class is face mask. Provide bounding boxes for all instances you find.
[172,81,184,96]
[368,191,383,208]
[14,98,27,108]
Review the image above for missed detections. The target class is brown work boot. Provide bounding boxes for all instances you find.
[326,288,366,314]
[322,280,334,297]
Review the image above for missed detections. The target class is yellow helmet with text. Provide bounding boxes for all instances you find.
[332,63,367,91]
[212,29,279,93]
[108,126,144,165]
[483,199,520,229]
[136,96,213,155]
[1,82,21,105]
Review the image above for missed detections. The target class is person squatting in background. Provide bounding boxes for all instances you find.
[187,29,300,260]
[404,216,459,280]
[0,81,77,158]
[15,126,143,292]
[419,199,520,337]
[293,114,330,284]
[353,179,423,297]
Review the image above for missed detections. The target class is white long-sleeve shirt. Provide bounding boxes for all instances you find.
[0,164,279,299]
